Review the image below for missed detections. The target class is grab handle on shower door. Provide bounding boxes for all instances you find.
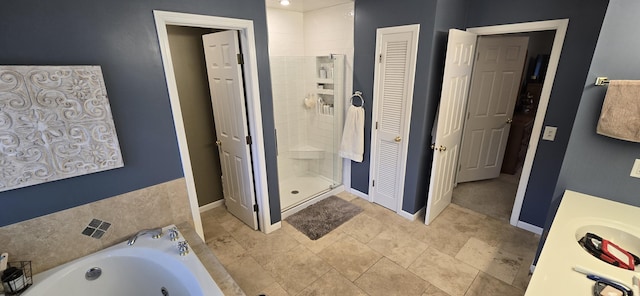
[274,129,278,156]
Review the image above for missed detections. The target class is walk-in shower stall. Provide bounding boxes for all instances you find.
[270,55,345,212]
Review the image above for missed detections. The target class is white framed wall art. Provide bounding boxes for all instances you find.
[0,65,123,192]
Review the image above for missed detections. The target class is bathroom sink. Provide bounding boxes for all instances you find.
[525,190,640,296]
[575,223,640,268]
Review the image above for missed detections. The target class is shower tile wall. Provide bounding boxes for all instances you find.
[266,9,304,56]
[303,3,355,57]
[267,3,354,184]
[267,8,305,182]
[304,3,354,183]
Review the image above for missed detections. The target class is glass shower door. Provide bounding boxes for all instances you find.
[271,55,345,211]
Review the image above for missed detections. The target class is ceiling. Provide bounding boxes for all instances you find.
[265,0,353,12]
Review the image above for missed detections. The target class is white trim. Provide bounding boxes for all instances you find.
[467,19,569,231]
[516,220,544,235]
[368,24,420,212]
[153,10,272,238]
[199,199,225,213]
[399,206,425,221]
[349,188,369,200]
[342,159,351,191]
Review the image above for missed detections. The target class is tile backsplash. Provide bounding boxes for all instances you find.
[0,178,193,275]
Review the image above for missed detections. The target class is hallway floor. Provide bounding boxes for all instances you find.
[201,191,540,296]
[452,173,520,222]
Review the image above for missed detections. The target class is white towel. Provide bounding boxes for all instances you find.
[597,80,640,142]
[339,105,365,162]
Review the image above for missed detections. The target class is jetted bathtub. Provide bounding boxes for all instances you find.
[22,225,224,296]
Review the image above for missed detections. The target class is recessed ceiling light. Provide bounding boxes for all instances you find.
[280,0,290,6]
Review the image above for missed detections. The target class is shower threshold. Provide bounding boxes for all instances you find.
[279,175,343,218]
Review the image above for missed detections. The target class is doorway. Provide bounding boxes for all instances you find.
[426,19,569,234]
[154,11,275,238]
[452,31,555,223]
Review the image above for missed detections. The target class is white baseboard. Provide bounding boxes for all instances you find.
[349,188,369,200]
[264,221,281,234]
[399,206,425,221]
[516,220,543,235]
[199,199,224,213]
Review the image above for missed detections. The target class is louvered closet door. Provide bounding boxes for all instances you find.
[369,25,420,212]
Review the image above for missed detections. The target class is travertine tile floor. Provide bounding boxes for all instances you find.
[201,191,540,296]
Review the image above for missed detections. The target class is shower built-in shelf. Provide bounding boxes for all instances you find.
[289,145,324,159]
[316,78,333,84]
[316,89,334,95]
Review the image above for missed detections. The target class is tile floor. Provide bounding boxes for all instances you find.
[201,191,540,296]
[452,173,520,222]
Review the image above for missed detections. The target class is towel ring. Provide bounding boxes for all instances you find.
[351,91,364,107]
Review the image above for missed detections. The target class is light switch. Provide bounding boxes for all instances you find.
[630,159,640,178]
[542,126,557,141]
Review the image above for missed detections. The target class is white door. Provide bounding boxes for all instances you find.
[369,25,420,212]
[457,36,529,183]
[202,31,258,230]
[425,29,477,225]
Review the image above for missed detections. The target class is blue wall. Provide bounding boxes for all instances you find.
[351,0,608,222]
[0,0,281,226]
[465,0,608,227]
[534,0,640,263]
[352,0,468,214]
[554,0,640,211]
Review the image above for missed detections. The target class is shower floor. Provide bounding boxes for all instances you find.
[279,175,335,211]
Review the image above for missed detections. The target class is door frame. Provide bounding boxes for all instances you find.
[154,10,275,238]
[467,19,568,234]
[368,24,420,215]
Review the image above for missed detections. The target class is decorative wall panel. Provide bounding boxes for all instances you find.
[0,66,123,192]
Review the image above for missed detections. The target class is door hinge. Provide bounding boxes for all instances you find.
[253,204,258,212]
[237,53,244,65]
[375,121,379,130]
[476,51,480,61]
[246,135,252,145]
[378,54,383,63]
[459,164,462,172]
[372,180,375,187]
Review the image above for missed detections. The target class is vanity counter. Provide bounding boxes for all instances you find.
[525,190,640,295]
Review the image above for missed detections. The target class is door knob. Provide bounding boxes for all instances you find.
[215,140,222,146]
[430,144,446,151]
[394,136,401,142]
[506,118,513,124]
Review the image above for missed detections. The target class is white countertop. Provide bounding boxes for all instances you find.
[526,190,640,295]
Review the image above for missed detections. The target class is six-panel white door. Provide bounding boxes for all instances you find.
[456,36,529,183]
[202,31,258,230]
[425,29,477,225]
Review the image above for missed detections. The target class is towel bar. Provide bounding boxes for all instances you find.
[351,91,364,107]
[595,77,610,86]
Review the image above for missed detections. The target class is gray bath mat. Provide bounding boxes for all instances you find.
[285,196,363,240]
